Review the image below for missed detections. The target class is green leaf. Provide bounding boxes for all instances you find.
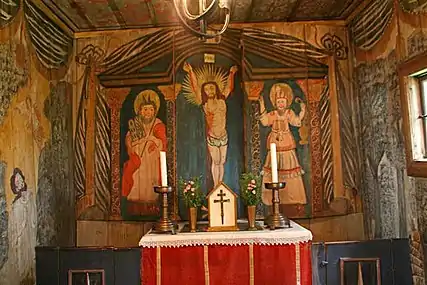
[239,172,262,206]
[178,175,205,208]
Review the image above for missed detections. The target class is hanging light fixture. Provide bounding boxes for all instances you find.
[173,0,232,39]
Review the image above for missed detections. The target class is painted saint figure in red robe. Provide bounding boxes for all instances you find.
[121,90,167,208]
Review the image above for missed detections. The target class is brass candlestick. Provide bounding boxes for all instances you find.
[264,182,291,230]
[153,186,176,234]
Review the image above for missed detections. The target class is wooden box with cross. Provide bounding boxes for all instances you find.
[207,182,238,232]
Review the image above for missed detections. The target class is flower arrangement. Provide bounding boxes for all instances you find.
[179,176,205,208]
[239,172,262,206]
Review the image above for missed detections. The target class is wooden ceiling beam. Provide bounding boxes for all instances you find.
[345,0,375,24]
[146,1,158,26]
[74,18,347,38]
[39,0,78,33]
[244,0,255,21]
[107,0,127,28]
[69,0,96,30]
[41,0,373,34]
[339,0,364,19]
[287,0,303,20]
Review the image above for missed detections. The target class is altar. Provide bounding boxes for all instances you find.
[139,220,313,285]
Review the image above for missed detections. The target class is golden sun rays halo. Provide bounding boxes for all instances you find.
[182,64,228,106]
[133,89,160,115]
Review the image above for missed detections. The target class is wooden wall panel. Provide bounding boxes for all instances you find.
[76,213,365,247]
[0,2,74,284]
[77,220,146,247]
[73,21,363,243]
[350,0,427,283]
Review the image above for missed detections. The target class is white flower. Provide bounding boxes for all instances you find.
[251,179,256,184]
[191,187,195,192]
[192,192,195,196]
[190,181,194,185]
[252,190,256,194]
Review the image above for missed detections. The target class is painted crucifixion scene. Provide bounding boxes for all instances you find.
[70,27,356,222]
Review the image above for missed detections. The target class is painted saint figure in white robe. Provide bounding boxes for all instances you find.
[0,168,36,284]
[259,83,307,205]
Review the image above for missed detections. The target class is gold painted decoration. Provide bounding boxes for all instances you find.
[133,89,160,115]
[244,81,264,101]
[182,64,229,106]
[158,84,182,101]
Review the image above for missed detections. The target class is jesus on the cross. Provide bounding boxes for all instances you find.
[182,63,238,187]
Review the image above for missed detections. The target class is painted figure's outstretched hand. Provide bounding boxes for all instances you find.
[183,62,192,73]
[295,98,306,118]
[223,65,238,98]
[258,95,271,127]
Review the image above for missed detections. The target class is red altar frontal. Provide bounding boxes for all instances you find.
[139,221,313,285]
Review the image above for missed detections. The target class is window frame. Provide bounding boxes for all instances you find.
[417,74,427,158]
[398,51,427,177]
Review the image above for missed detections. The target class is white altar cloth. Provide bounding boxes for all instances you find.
[139,220,312,248]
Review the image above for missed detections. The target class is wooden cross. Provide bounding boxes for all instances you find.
[214,189,230,224]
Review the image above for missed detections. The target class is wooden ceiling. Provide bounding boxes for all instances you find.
[42,0,366,32]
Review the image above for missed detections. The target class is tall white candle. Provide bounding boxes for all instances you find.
[270,143,278,183]
[160,151,168,186]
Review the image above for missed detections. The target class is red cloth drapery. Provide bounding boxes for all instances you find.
[141,242,312,285]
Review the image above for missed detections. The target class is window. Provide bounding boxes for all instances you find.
[418,74,427,158]
[398,52,427,177]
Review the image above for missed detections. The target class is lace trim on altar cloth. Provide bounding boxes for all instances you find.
[139,220,313,248]
[139,235,313,248]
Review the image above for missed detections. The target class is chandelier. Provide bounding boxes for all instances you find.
[173,0,232,39]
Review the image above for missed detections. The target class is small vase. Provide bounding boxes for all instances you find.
[247,205,257,231]
[188,207,198,232]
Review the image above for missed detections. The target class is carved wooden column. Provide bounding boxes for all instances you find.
[244,81,264,217]
[85,63,97,207]
[297,79,327,214]
[244,81,264,172]
[328,57,345,199]
[158,84,182,220]
[106,88,130,220]
[75,47,104,217]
